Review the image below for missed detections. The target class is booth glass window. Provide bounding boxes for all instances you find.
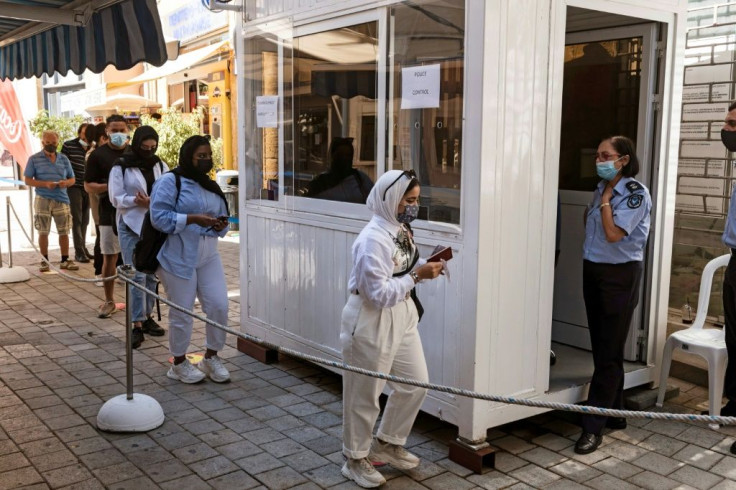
[388,0,465,224]
[243,34,287,201]
[288,21,379,204]
[559,38,642,191]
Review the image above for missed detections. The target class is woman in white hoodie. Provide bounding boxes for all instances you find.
[340,169,444,488]
[108,126,167,349]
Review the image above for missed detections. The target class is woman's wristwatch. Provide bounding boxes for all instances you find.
[410,271,420,284]
[599,202,611,210]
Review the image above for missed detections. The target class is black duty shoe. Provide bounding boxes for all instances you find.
[141,317,165,336]
[84,248,94,259]
[731,441,736,455]
[605,417,627,431]
[574,432,602,454]
[131,327,144,349]
[75,253,90,263]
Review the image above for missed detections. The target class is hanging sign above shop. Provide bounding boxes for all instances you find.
[256,96,279,128]
[401,64,440,109]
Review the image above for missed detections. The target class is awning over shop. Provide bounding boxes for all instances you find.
[106,40,228,89]
[0,0,168,80]
[84,93,160,112]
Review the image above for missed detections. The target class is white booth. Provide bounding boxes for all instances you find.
[235,0,687,461]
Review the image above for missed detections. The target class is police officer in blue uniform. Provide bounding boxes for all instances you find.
[575,136,652,455]
[719,103,736,456]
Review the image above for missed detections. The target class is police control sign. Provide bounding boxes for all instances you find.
[401,64,441,110]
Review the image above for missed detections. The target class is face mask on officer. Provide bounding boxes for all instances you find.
[722,129,736,152]
[43,143,56,154]
[596,156,624,181]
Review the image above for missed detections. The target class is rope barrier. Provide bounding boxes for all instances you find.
[5,199,736,426]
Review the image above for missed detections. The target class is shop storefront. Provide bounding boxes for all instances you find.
[235,0,687,453]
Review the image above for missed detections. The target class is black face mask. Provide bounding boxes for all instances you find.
[722,130,736,152]
[138,149,156,160]
[44,144,56,153]
[195,159,214,174]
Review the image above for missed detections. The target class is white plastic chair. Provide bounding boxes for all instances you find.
[656,254,730,426]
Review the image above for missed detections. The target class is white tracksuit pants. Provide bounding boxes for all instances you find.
[340,293,428,459]
[157,247,228,357]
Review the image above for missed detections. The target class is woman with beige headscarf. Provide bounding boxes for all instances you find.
[340,169,444,488]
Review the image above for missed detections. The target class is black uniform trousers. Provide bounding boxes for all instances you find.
[722,252,736,403]
[581,260,643,435]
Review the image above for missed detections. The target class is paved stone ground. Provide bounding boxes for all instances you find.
[2,192,736,488]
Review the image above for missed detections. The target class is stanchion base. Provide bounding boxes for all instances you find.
[449,439,496,474]
[0,266,30,284]
[97,393,165,432]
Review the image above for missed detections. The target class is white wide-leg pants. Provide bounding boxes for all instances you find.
[340,294,428,459]
[157,252,228,357]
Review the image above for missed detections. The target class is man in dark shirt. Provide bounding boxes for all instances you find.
[62,123,91,263]
[84,115,129,318]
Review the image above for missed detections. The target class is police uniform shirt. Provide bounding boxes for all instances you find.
[722,183,736,248]
[583,177,651,264]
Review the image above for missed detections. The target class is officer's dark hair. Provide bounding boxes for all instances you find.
[729,101,736,112]
[608,135,639,177]
[106,114,126,125]
[77,123,87,136]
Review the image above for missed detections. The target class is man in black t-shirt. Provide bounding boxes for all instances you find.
[84,115,129,318]
[61,123,91,263]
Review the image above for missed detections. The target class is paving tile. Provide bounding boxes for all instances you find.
[140,458,192,483]
[171,442,219,464]
[592,456,643,479]
[491,436,536,455]
[158,474,211,490]
[530,432,574,452]
[711,480,736,490]
[669,464,724,490]
[20,437,67,457]
[42,463,94,487]
[189,455,240,480]
[246,405,288,421]
[54,425,99,443]
[628,470,682,490]
[632,451,685,476]
[126,446,175,466]
[78,448,128,470]
[676,427,728,449]
[103,475,160,490]
[92,462,144,485]
[301,463,346,487]
[517,446,567,468]
[216,439,261,460]
[549,459,602,482]
[156,431,202,451]
[241,428,286,445]
[28,448,78,472]
[253,465,309,489]
[638,433,689,457]
[207,470,260,490]
[672,444,724,471]
[300,411,342,429]
[586,472,643,490]
[508,463,560,487]
[111,435,159,454]
[0,466,44,488]
[711,455,736,480]
[197,429,242,447]
[598,440,650,462]
[234,452,285,473]
[0,451,30,471]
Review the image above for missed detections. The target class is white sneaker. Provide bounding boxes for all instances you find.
[95,275,103,287]
[197,355,230,383]
[368,439,420,470]
[341,458,386,488]
[167,359,205,384]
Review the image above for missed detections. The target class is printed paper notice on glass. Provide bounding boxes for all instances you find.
[401,64,440,109]
[256,96,279,128]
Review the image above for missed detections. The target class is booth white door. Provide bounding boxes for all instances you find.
[552,24,657,362]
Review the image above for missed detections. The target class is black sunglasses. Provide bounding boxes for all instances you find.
[383,169,417,200]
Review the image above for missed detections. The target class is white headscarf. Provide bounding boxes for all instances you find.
[366,169,414,227]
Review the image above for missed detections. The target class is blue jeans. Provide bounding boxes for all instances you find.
[117,218,156,323]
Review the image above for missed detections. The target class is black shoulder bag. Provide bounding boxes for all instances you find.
[133,173,181,274]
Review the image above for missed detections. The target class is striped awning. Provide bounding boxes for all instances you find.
[0,0,168,80]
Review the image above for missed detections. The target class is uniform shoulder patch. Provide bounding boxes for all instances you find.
[626,181,642,192]
[627,194,643,209]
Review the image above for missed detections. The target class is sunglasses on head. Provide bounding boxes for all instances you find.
[383,169,417,200]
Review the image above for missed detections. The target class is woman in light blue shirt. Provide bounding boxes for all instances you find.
[150,135,230,385]
[575,136,651,455]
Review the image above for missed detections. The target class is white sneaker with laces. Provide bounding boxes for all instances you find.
[368,439,420,470]
[197,355,230,383]
[341,458,386,488]
[95,274,103,287]
[167,359,205,384]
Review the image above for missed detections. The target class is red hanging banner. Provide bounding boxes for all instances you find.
[0,80,33,171]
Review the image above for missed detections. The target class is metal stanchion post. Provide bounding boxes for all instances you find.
[97,266,164,432]
[125,267,133,400]
[0,197,29,283]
